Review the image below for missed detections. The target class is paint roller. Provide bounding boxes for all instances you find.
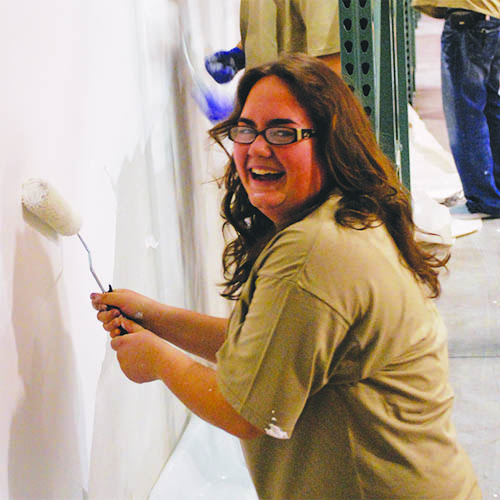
[21,178,127,335]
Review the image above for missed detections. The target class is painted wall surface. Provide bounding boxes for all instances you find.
[1,0,240,498]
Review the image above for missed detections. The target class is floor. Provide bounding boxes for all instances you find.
[413,16,500,499]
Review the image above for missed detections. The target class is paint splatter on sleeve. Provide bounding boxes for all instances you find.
[265,423,290,440]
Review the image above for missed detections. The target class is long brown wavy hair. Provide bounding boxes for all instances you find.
[209,54,448,300]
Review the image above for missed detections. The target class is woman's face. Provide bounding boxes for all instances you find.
[233,75,327,225]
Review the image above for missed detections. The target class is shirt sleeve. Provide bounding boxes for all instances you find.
[216,271,355,439]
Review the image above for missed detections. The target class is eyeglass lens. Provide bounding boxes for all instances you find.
[230,126,300,145]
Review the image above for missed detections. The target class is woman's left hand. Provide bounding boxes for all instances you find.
[110,317,166,384]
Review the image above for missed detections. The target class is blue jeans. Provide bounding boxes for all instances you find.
[441,14,500,215]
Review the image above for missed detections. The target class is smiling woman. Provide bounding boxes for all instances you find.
[91,54,480,500]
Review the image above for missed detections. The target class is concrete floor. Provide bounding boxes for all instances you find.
[413,16,500,499]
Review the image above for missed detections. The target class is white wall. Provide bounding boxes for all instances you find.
[0,0,240,498]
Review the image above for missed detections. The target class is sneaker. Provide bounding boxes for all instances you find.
[440,190,465,208]
[449,203,500,220]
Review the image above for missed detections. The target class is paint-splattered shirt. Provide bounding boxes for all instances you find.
[217,196,480,500]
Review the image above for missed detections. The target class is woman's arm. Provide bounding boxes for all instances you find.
[111,318,264,440]
[91,289,227,363]
[148,304,228,364]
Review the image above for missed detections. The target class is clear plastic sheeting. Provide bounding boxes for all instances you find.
[150,416,258,500]
[413,189,454,246]
[409,105,482,241]
[88,140,191,498]
[409,105,462,203]
[88,0,246,499]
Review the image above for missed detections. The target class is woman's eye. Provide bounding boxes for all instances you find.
[238,127,255,135]
[273,128,294,138]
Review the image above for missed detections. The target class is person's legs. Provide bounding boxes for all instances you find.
[441,16,500,215]
[485,25,500,187]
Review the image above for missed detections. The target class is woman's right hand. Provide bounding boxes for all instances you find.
[90,289,155,336]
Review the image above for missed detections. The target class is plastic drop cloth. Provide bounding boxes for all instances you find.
[87,0,245,498]
[409,105,481,242]
[150,415,258,500]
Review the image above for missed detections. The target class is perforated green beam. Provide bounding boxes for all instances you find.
[339,0,412,191]
[406,0,417,104]
[339,0,376,124]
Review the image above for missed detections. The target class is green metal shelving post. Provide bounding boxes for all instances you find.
[339,0,413,191]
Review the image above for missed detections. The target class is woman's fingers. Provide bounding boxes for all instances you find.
[91,297,105,311]
[90,289,146,319]
[96,310,123,334]
[120,317,143,333]
[97,307,120,322]
[91,290,150,338]
[110,317,143,339]
[90,290,124,307]
[110,323,125,338]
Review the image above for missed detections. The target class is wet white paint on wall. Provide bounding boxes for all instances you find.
[1,0,256,498]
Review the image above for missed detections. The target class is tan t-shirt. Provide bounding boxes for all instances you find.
[217,197,481,500]
[412,0,500,18]
[240,0,340,69]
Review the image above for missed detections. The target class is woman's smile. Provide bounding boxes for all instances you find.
[247,161,286,182]
[249,168,285,181]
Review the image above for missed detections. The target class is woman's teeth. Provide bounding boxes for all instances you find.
[250,168,284,181]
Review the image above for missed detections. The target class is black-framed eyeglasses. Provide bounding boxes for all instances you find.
[228,126,317,145]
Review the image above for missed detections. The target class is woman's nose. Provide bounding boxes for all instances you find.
[248,134,272,157]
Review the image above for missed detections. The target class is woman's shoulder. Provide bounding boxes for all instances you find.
[256,196,368,277]
[270,196,342,248]
[274,195,384,254]
[251,198,337,278]
[260,195,405,281]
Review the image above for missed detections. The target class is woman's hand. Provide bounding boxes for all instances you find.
[91,288,228,363]
[90,289,155,336]
[110,317,167,384]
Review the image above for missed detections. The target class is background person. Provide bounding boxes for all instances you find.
[413,0,500,218]
[205,0,341,83]
[91,54,480,499]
